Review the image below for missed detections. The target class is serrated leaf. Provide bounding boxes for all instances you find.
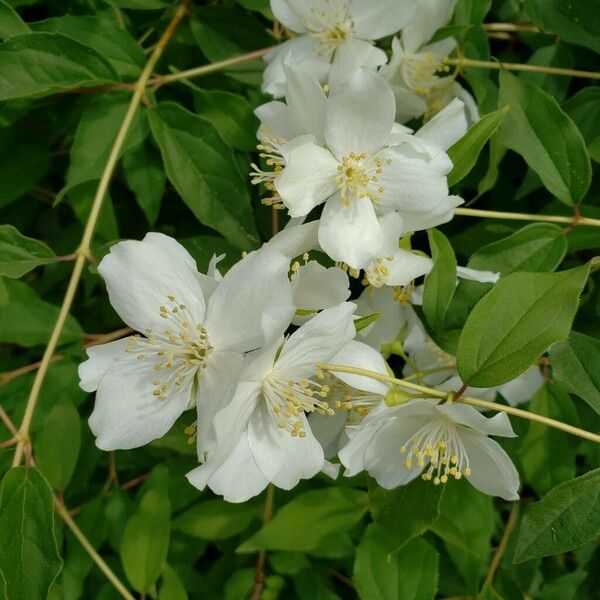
[0,467,63,600]
[498,71,591,205]
[34,401,81,491]
[354,524,439,600]
[0,225,55,278]
[237,488,367,555]
[149,102,259,249]
[549,331,600,414]
[514,468,600,562]
[447,107,507,186]
[423,229,457,333]
[121,483,171,593]
[457,264,589,387]
[0,32,118,100]
[468,223,567,275]
[32,15,144,79]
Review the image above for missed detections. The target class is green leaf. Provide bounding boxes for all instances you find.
[354,524,439,600]
[107,0,168,8]
[468,223,567,275]
[564,87,600,156]
[423,229,457,333]
[121,483,171,594]
[457,264,590,387]
[354,312,383,333]
[0,0,30,38]
[237,488,368,555]
[498,71,591,205]
[159,564,188,600]
[514,468,600,562]
[520,44,574,103]
[526,0,600,55]
[549,331,600,414]
[31,15,145,79]
[0,32,118,100]
[194,88,259,152]
[0,277,83,347]
[447,107,507,186]
[173,499,256,540]
[34,401,81,491]
[0,467,63,600]
[0,225,55,278]
[0,142,51,208]
[149,102,259,249]
[122,142,165,226]
[368,477,444,551]
[65,93,148,189]
[519,383,579,496]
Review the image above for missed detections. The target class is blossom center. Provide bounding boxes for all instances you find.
[399,417,471,484]
[262,371,334,437]
[127,294,212,401]
[336,152,389,207]
[303,4,354,54]
[250,135,286,209]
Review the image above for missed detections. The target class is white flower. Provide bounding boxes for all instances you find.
[309,339,390,457]
[403,319,544,406]
[379,0,479,123]
[263,0,417,97]
[273,70,463,269]
[186,302,358,502]
[79,233,294,451]
[339,398,520,500]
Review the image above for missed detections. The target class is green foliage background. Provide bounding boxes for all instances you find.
[0,0,600,599]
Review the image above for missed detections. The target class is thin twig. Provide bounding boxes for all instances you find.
[485,503,520,585]
[454,207,600,228]
[318,363,600,444]
[250,485,276,600]
[11,0,192,467]
[483,22,541,33]
[0,405,18,436]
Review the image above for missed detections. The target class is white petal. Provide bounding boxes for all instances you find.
[248,404,324,489]
[319,193,382,269]
[328,39,387,89]
[330,340,389,395]
[142,232,197,269]
[270,0,307,32]
[309,408,349,458]
[98,239,206,334]
[457,266,500,283]
[391,87,428,124]
[78,337,129,392]
[437,403,517,437]
[402,0,458,53]
[367,249,433,288]
[350,0,417,39]
[284,64,328,143]
[255,101,296,141]
[293,261,350,311]
[325,70,395,159]
[415,98,468,152]
[267,220,321,257]
[453,82,480,124]
[195,350,245,460]
[89,352,192,450]
[205,246,294,352]
[400,195,463,231]
[460,430,520,501]
[275,143,339,217]
[275,302,357,376]
[498,366,544,407]
[376,211,405,257]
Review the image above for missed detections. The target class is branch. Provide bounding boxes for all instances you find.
[485,503,519,586]
[454,207,600,228]
[250,484,275,600]
[11,0,192,467]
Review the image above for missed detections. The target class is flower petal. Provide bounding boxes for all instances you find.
[325,69,395,159]
[255,100,296,141]
[400,195,463,231]
[319,193,382,269]
[415,98,468,152]
[270,0,307,32]
[309,408,349,458]
[330,340,389,395]
[267,220,321,257]
[498,366,544,407]
[205,246,294,352]
[275,302,357,377]
[401,0,458,53]
[460,429,520,500]
[350,0,417,40]
[328,38,387,89]
[456,266,499,283]
[275,143,339,217]
[293,261,350,311]
[78,337,130,393]
[88,352,192,450]
[436,403,517,438]
[248,403,325,489]
[98,239,206,334]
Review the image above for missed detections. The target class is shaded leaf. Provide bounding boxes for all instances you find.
[0,224,55,278]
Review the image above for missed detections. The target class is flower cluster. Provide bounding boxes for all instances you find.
[80,0,542,503]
